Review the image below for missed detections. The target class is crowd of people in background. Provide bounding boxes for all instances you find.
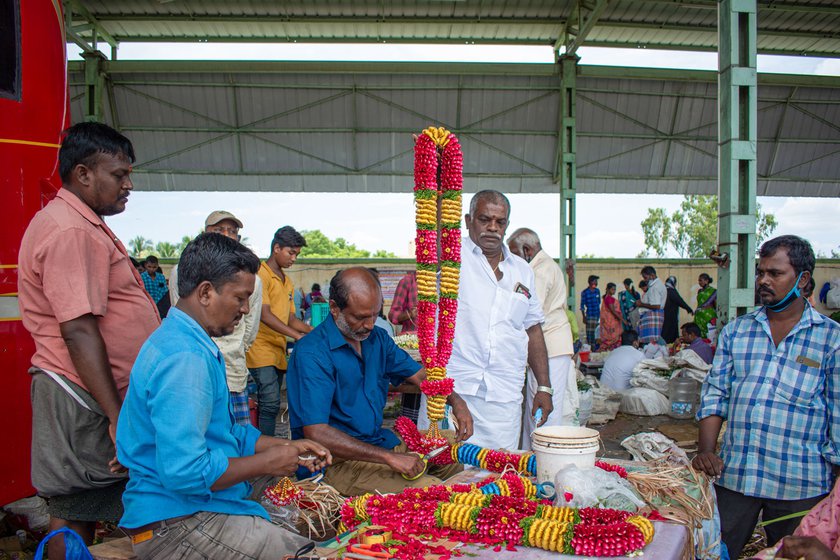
[576,265,719,360]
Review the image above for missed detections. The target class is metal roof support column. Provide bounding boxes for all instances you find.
[717,0,758,325]
[557,55,578,309]
[82,50,106,122]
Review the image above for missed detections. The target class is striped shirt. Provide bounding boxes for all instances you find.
[698,303,840,500]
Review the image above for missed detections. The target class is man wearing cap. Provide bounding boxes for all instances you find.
[580,275,601,346]
[169,211,262,426]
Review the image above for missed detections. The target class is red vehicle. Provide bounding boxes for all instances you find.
[0,0,69,505]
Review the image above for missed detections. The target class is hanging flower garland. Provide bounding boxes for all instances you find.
[339,476,655,557]
[413,126,463,434]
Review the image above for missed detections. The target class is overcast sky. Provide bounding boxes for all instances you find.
[71,43,840,258]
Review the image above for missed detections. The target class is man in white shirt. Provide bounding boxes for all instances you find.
[600,331,645,391]
[508,228,579,448]
[427,190,553,450]
[169,211,263,425]
[636,265,667,344]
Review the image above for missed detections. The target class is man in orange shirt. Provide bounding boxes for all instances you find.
[18,123,160,557]
[247,226,312,436]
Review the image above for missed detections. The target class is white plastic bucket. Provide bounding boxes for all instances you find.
[531,426,600,484]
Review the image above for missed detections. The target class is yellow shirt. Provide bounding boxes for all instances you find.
[246,261,296,370]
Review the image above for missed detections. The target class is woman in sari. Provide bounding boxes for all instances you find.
[695,273,717,338]
[619,278,640,332]
[599,282,623,350]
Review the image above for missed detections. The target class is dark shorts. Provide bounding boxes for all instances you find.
[30,369,128,522]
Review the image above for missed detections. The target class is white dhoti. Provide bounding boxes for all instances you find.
[418,383,523,451]
[520,354,578,450]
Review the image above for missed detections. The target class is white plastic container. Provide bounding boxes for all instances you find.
[531,426,600,484]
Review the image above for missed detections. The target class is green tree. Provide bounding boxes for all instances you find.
[640,195,777,258]
[128,235,153,257]
[155,241,179,258]
[177,235,194,253]
[299,229,396,258]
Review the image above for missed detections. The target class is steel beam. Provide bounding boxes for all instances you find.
[717,0,758,325]
[557,55,579,309]
[557,0,612,56]
[82,50,106,122]
[63,0,118,57]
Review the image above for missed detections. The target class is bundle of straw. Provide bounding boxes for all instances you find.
[294,478,345,540]
[625,458,716,560]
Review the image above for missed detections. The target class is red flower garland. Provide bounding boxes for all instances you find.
[412,127,463,432]
[340,480,656,557]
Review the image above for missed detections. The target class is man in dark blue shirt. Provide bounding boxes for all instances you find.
[580,274,601,345]
[287,267,474,496]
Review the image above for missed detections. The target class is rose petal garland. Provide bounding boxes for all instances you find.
[412,126,463,434]
[339,478,655,557]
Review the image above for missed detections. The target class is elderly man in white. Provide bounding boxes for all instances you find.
[508,227,579,447]
[421,190,553,450]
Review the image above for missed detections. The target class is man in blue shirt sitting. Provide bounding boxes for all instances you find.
[117,233,331,559]
[287,267,474,496]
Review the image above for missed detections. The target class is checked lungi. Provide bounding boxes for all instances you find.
[638,308,664,344]
[585,316,599,345]
[229,390,251,426]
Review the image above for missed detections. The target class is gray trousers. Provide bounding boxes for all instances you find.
[132,512,310,560]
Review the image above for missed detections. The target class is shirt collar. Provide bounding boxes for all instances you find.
[323,314,352,351]
[530,249,552,268]
[56,188,105,228]
[166,307,222,359]
[648,277,660,287]
[755,300,824,329]
[464,235,512,260]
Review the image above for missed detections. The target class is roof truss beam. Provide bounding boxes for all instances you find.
[63,0,118,56]
[557,0,612,56]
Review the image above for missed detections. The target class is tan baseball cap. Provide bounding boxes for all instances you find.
[205,210,243,229]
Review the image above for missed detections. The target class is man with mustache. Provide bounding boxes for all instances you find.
[18,122,161,557]
[169,211,263,427]
[420,190,553,450]
[694,235,840,559]
[285,267,474,496]
[117,233,330,559]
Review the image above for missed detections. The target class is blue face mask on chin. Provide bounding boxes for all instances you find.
[765,271,804,313]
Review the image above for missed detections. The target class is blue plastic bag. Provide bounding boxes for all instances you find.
[34,527,94,560]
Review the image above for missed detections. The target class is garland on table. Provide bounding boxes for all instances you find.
[396,418,630,488]
[396,416,538,475]
[413,126,463,436]
[339,475,655,558]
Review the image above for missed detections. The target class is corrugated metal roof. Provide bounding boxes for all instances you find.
[67,0,840,57]
[67,61,840,197]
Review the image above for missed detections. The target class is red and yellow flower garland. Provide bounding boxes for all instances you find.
[339,475,655,557]
[413,126,463,433]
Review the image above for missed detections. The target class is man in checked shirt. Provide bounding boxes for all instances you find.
[693,235,840,559]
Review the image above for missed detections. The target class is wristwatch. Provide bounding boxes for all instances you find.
[537,385,554,396]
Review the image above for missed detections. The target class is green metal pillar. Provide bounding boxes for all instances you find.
[557,55,579,309]
[717,0,757,325]
[82,50,106,122]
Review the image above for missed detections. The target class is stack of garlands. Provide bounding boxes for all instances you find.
[339,473,655,557]
[413,126,463,437]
